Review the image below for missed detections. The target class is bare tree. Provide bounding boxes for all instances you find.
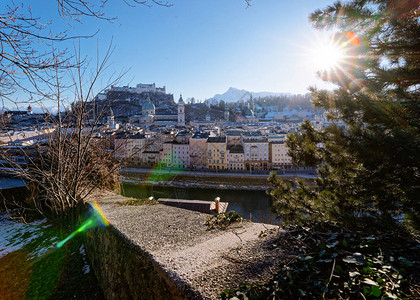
[0,0,172,105]
[1,45,161,222]
[0,45,113,219]
[0,1,174,221]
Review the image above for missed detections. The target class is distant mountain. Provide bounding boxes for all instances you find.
[207,87,291,103]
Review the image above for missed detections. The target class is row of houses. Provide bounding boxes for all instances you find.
[114,130,293,171]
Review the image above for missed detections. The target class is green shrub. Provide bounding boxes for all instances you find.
[221,223,419,299]
[206,211,243,230]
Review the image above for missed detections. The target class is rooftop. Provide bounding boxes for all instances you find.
[192,132,210,139]
[114,132,145,139]
[225,131,244,136]
[227,144,244,153]
[207,136,226,143]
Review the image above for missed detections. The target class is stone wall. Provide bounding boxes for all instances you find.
[84,224,197,300]
[83,195,278,299]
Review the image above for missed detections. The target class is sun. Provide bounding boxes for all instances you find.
[311,42,344,70]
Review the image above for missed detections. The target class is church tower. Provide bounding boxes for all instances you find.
[107,108,115,126]
[224,103,229,121]
[177,94,185,126]
[250,94,254,111]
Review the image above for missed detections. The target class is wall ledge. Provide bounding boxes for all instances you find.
[85,195,280,299]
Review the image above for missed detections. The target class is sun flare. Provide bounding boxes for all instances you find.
[311,43,343,70]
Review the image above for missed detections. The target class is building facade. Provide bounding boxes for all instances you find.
[270,141,293,169]
[226,145,244,170]
[206,136,227,170]
[242,138,269,170]
[114,133,145,166]
[189,132,209,169]
[160,141,189,169]
[109,83,166,94]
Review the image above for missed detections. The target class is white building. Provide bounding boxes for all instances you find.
[267,134,292,169]
[107,109,119,130]
[160,141,189,169]
[242,136,269,170]
[270,141,293,169]
[114,133,145,166]
[226,145,244,170]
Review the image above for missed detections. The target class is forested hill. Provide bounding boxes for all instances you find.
[253,93,315,111]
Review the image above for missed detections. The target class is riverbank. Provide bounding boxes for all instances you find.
[120,183,279,224]
[122,168,313,191]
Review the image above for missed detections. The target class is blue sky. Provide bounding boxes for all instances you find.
[22,0,337,104]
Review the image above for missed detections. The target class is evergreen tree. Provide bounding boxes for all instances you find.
[267,0,420,231]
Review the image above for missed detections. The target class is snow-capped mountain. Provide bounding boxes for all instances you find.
[207,87,291,103]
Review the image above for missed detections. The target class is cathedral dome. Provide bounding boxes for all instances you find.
[142,101,155,110]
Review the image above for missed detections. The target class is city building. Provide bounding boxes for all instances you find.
[267,134,292,169]
[142,150,160,167]
[107,109,119,130]
[189,132,209,169]
[242,134,269,170]
[108,83,166,95]
[226,144,244,170]
[206,136,227,170]
[269,140,292,169]
[160,141,189,169]
[129,95,185,127]
[114,132,145,166]
[225,131,243,146]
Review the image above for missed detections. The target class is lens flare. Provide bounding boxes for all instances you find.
[346,31,360,46]
[146,154,186,183]
[56,201,109,248]
[348,78,364,93]
[91,201,110,227]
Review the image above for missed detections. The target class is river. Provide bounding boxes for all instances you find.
[121,183,280,224]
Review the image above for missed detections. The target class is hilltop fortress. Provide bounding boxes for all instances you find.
[93,83,175,118]
[106,83,166,96]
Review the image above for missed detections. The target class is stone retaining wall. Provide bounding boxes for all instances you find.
[84,224,197,300]
[84,195,278,299]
